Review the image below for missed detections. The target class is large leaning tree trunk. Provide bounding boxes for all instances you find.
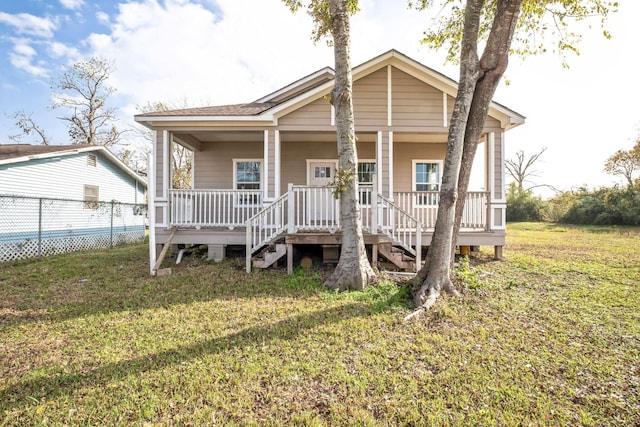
[324,0,375,291]
[410,0,522,314]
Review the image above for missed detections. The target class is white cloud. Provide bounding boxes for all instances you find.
[0,12,57,38]
[9,39,49,76]
[86,0,332,114]
[59,0,85,10]
[96,11,110,26]
[48,41,81,60]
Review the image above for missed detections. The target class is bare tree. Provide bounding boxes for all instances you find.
[505,147,548,192]
[51,57,122,146]
[135,101,194,189]
[8,111,50,145]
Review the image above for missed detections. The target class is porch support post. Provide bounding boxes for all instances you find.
[488,131,506,231]
[274,130,281,198]
[415,221,421,272]
[148,151,157,276]
[371,173,378,234]
[263,130,270,202]
[376,131,383,197]
[246,220,252,273]
[388,131,394,199]
[287,183,295,234]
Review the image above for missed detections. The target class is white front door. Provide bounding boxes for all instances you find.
[307,160,338,222]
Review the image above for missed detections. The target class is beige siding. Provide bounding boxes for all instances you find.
[392,68,445,128]
[194,141,262,189]
[279,141,375,194]
[353,68,388,126]
[393,142,447,192]
[278,97,332,129]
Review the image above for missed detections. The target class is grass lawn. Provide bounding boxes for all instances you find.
[1,223,638,426]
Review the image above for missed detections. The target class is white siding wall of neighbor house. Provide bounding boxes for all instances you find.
[0,152,145,204]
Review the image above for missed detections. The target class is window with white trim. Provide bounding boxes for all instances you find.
[413,160,442,205]
[233,159,262,205]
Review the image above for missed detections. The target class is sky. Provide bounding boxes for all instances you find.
[0,0,639,198]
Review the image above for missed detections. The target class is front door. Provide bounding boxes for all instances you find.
[307,160,338,222]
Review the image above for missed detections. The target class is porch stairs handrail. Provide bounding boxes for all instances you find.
[246,191,289,248]
[374,192,422,262]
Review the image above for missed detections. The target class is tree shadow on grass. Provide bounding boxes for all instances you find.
[0,244,333,328]
[0,300,393,413]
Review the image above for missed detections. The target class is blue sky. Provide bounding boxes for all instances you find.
[1,0,639,196]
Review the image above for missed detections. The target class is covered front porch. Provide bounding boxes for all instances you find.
[163,184,500,272]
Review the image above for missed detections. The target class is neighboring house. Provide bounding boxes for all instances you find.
[135,50,524,273]
[0,144,147,262]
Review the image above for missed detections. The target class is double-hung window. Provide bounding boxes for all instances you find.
[84,185,99,209]
[413,160,442,205]
[233,159,262,205]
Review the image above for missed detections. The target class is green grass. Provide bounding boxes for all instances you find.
[1,223,638,426]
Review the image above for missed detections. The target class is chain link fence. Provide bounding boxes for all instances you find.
[0,194,147,263]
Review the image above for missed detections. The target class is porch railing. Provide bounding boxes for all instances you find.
[393,191,488,230]
[168,188,488,232]
[375,193,421,259]
[169,189,262,228]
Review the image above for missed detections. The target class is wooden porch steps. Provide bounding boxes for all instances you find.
[377,242,416,271]
[252,243,287,269]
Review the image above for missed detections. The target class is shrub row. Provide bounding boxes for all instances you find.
[506,182,640,225]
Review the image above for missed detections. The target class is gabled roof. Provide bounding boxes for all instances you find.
[0,144,147,187]
[135,49,525,129]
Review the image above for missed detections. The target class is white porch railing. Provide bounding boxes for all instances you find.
[169,188,488,231]
[246,192,289,272]
[169,189,262,228]
[393,191,489,230]
[375,193,421,259]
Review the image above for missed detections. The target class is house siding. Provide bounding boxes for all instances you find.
[194,141,263,189]
[353,68,388,127]
[0,151,144,204]
[391,68,445,128]
[393,142,447,192]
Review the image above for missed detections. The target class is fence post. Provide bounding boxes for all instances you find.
[110,200,114,247]
[38,197,43,258]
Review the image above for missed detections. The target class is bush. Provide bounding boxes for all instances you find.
[506,183,544,222]
[555,183,640,226]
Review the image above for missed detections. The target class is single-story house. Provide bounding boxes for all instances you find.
[0,144,147,262]
[135,50,524,273]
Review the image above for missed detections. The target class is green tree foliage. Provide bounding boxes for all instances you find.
[506,182,544,222]
[603,138,640,186]
[556,184,640,225]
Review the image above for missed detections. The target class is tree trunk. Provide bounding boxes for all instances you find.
[453,0,522,257]
[411,0,522,313]
[324,0,375,291]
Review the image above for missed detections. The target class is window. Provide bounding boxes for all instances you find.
[87,154,97,167]
[234,160,262,205]
[413,160,442,205]
[358,161,376,204]
[84,185,99,209]
[314,166,331,178]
